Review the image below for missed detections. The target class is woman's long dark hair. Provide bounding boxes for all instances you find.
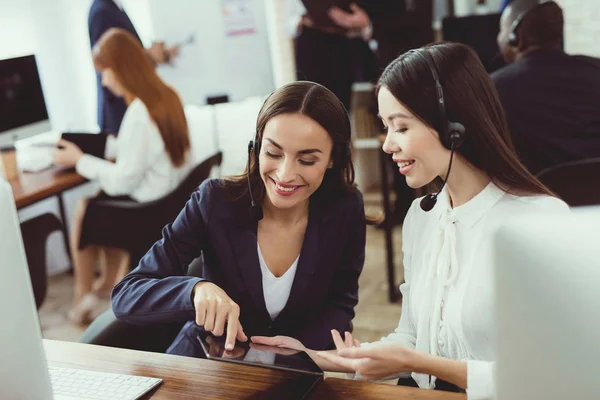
[378,42,553,196]
[222,81,357,207]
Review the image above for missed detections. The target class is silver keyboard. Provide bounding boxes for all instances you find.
[49,366,162,400]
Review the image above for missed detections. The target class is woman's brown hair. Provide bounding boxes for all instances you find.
[92,28,190,167]
[378,42,553,196]
[223,81,358,208]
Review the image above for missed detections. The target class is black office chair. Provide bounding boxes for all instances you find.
[536,158,600,207]
[80,152,223,269]
[20,213,64,309]
[79,153,223,352]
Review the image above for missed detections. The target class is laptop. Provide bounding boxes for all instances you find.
[0,179,162,400]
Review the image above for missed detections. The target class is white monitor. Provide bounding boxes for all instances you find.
[0,55,52,147]
[494,207,600,400]
[0,179,53,399]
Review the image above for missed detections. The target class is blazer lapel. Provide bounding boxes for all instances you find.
[278,208,322,317]
[226,224,270,322]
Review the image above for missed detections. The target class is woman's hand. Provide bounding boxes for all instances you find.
[250,335,307,352]
[52,139,83,168]
[331,329,360,351]
[249,342,300,356]
[205,335,246,359]
[317,342,420,380]
[328,3,371,30]
[192,281,247,350]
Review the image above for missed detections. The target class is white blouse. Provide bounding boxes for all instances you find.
[76,98,193,202]
[361,182,569,399]
[257,243,299,321]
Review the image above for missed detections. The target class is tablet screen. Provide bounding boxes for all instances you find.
[196,332,323,376]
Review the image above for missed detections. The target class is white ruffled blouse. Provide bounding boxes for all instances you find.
[359,182,569,399]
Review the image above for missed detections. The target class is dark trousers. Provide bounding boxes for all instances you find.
[295,27,354,109]
[398,376,465,393]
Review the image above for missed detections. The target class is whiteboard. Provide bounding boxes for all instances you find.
[148,0,274,106]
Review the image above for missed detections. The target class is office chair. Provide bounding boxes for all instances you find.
[20,213,64,309]
[536,158,600,207]
[80,151,223,270]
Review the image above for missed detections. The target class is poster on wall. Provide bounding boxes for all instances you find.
[221,0,256,37]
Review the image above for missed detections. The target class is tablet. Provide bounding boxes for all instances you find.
[61,132,108,159]
[301,0,352,28]
[196,332,323,376]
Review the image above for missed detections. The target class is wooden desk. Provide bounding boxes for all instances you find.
[311,378,466,400]
[44,340,466,400]
[9,166,86,210]
[44,340,322,400]
[10,167,86,261]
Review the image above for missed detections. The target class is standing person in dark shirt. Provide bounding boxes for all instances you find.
[88,0,179,134]
[492,0,600,175]
[328,0,434,226]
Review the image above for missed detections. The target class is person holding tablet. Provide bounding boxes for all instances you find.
[52,28,193,324]
[111,81,367,355]
[252,42,569,399]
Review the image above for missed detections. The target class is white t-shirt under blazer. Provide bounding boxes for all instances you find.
[359,182,569,400]
[76,98,193,202]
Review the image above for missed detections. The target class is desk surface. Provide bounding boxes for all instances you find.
[9,166,86,209]
[311,378,466,400]
[44,340,321,400]
[44,340,466,400]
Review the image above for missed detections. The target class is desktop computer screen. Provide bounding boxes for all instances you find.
[494,208,600,400]
[0,55,51,147]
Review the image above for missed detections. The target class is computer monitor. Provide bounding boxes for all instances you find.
[0,179,53,399]
[0,180,163,400]
[494,207,600,400]
[0,55,51,147]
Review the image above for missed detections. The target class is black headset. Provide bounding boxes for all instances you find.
[246,82,353,221]
[508,0,550,47]
[407,49,466,212]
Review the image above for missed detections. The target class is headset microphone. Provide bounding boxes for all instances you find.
[247,140,263,221]
[419,138,458,212]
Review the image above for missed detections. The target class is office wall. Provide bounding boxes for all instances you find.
[265,0,296,87]
[556,0,600,57]
[148,0,274,105]
[0,0,36,59]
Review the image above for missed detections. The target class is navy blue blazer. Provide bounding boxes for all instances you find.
[88,0,142,134]
[112,179,366,353]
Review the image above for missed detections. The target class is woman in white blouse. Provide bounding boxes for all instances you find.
[252,42,569,399]
[52,28,192,324]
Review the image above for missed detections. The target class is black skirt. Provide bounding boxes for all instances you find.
[78,191,137,250]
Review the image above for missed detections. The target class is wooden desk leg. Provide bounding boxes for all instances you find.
[57,194,73,268]
[378,148,401,303]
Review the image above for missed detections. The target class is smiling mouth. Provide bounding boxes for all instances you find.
[397,160,415,168]
[270,178,303,194]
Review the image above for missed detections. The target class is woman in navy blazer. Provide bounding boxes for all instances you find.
[111,81,367,354]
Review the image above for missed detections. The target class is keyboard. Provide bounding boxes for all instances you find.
[17,148,53,172]
[49,366,162,400]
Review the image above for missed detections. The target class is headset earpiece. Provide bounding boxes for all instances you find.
[508,32,519,48]
[447,122,466,149]
[508,1,547,49]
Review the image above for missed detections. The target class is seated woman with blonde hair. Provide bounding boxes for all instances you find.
[53,28,193,324]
